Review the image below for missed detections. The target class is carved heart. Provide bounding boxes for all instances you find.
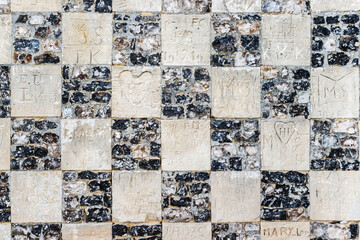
[120,71,153,106]
[274,121,295,144]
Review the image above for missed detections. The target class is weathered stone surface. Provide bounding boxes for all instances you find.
[211,13,261,67]
[213,0,261,12]
[261,67,311,119]
[63,13,112,64]
[0,120,9,170]
[311,0,360,11]
[0,0,9,13]
[113,0,162,12]
[112,119,161,171]
[262,14,310,66]
[310,171,360,220]
[112,67,161,118]
[311,119,359,171]
[113,13,161,66]
[11,171,62,223]
[12,0,61,11]
[261,119,310,171]
[312,13,360,68]
[62,223,112,240]
[212,223,260,240]
[163,0,211,13]
[310,222,359,239]
[261,222,310,239]
[162,14,210,65]
[113,223,162,239]
[212,171,260,222]
[11,65,61,117]
[163,222,211,240]
[62,65,111,118]
[62,119,111,170]
[11,118,61,170]
[262,0,309,14]
[162,67,211,119]
[162,120,210,171]
[62,0,112,12]
[211,119,260,171]
[261,171,309,221]
[0,172,10,223]
[212,67,260,118]
[63,171,111,223]
[162,171,211,222]
[311,67,359,118]
[0,224,10,240]
[112,171,162,222]
[0,66,10,118]
[12,224,62,239]
[0,16,11,64]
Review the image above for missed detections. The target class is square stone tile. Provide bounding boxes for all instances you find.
[311,67,359,118]
[11,65,62,117]
[312,13,360,68]
[212,223,260,240]
[311,119,359,171]
[0,67,10,118]
[113,0,162,11]
[163,0,211,13]
[0,119,10,170]
[11,118,61,170]
[162,120,210,171]
[112,67,161,118]
[111,119,161,171]
[162,67,211,119]
[311,0,360,12]
[162,14,210,66]
[113,13,161,66]
[162,171,211,222]
[212,67,260,118]
[0,224,10,240]
[62,13,112,64]
[13,13,61,64]
[262,14,310,66]
[310,171,360,220]
[112,224,162,239]
[310,222,358,239]
[62,223,112,240]
[262,0,309,14]
[211,13,261,67]
[261,171,309,221]
[62,171,111,223]
[0,15,11,64]
[163,222,211,240]
[212,0,261,12]
[62,65,111,119]
[61,119,112,170]
[62,0,112,12]
[261,222,310,240]
[0,172,10,223]
[11,171,62,223]
[12,0,61,12]
[11,224,62,239]
[261,119,310,171]
[112,171,162,222]
[211,171,260,222]
[261,67,310,119]
[0,0,10,13]
[211,119,260,171]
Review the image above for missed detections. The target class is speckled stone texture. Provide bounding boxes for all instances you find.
[212,223,260,240]
[162,67,211,119]
[211,119,260,171]
[112,224,162,240]
[0,66,10,118]
[11,224,62,239]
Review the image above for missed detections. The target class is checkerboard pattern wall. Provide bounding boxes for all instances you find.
[0,0,360,239]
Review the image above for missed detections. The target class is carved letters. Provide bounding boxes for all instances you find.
[163,223,211,240]
[213,0,261,12]
[261,222,310,240]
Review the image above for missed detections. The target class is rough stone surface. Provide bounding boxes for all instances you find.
[310,222,358,240]
[11,224,62,239]
[62,171,111,223]
[261,171,309,221]
[112,119,161,171]
[212,223,260,240]
[113,13,161,66]
[163,222,211,240]
[62,0,113,12]
[0,224,10,240]
[113,0,162,12]
[11,118,61,170]
[0,67,10,118]
[62,223,112,240]
[162,67,211,119]
[0,15,11,64]
[211,119,260,171]
[0,119,10,170]
[113,223,162,239]
[162,171,211,222]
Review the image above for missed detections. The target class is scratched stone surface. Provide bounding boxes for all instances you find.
[2,0,360,238]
